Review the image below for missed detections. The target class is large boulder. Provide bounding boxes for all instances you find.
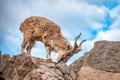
[69,40,120,80]
[85,41,120,72]
[77,67,120,80]
[70,41,120,73]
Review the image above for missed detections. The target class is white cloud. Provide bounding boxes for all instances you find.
[3,0,108,37]
[82,40,94,52]
[6,1,31,19]
[94,5,120,41]
[31,47,45,58]
[17,0,108,40]
[31,42,46,58]
[110,5,120,29]
[79,0,120,9]
[95,29,120,41]
[110,5,120,18]
[92,22,105,30]
[29,0,107,30]
[110,17,120,29]
[95,20,120,41]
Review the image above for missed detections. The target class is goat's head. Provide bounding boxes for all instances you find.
[57,33,86,63]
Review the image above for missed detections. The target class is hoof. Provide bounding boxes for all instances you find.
[46,59,52,62]
[31,57,37,64]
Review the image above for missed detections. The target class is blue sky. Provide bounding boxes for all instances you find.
[0,0,120,64]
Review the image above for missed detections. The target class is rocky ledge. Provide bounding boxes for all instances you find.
[0,52,76,80]
[70,40,120,80]
[0,41,120,80]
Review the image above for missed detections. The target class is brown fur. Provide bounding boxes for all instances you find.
[20,16,86,63]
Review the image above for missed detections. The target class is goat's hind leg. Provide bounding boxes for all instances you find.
[26,40,37,64]
[45,46,52,62]
[26,40,35,56]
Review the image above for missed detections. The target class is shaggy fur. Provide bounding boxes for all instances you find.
[20,16,86,63]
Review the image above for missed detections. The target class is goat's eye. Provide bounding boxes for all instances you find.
[67,45,70,50]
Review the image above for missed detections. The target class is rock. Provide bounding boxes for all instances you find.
[0,52,74,80]
[23,69,42,80]
[1,40,120,80]
[56,62,69,74]
[70,41,120,72]
[86,41,120,72]
[69,69,77,80]
[69,56,84,72]
[0,54,11,73]
[64,74,72,80]
[55,69,63,76]
[43,62,56,68]
[39,65,51,73]
[0,70,4,80]
[0,77,5,80]
[70,41,120,80]
[77,67,120,80]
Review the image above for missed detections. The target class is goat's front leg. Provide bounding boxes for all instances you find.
[26,40,35,56]
[56,54,64,63]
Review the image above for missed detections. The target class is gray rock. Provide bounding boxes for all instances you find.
[1,40,120,80]
[70,41,120,73]
[56,69,63,77]
[41,74,48,80]
[0,52,73,80]
[0,54,11,73]
[88,41,120,72]
[69,69,76,80]
[43,62,56,68]
[23,69,42,80]
[64,74,72,80]
[39,65,51,73]
[46,78,57,80]
[56,62,69,74]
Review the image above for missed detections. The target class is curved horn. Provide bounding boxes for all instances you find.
[62,33,86,63]
[72,33,86,54]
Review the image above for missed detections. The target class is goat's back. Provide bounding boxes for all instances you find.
[20,16,61,34]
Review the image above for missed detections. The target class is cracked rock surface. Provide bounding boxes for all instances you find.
[70,41,120,80]
[0,41,120,80]
[0,52,76,80]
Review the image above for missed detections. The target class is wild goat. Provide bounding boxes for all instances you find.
[20,16,86,63]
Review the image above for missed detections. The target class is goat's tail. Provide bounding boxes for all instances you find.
[19,23,24,32]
